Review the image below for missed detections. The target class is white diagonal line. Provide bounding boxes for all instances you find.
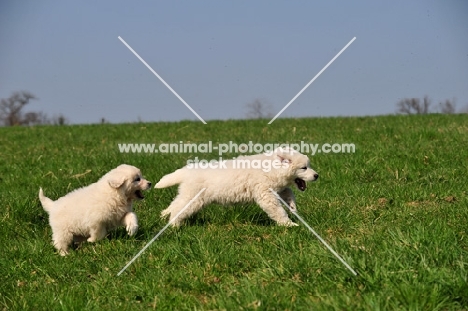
[269,188,358,276]
[118,36,207,124]
[268,37,356,124]
[117,188,207,276]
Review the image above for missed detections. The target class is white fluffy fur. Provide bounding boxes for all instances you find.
[155,148,318,226]
[39,164,151,255]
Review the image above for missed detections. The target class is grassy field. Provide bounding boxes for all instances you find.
[1,114,467,310]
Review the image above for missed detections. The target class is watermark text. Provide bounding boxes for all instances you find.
[117,141,355,156]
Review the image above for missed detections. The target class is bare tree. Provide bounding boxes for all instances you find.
[396,96,431,115]
[0,91,68,126]
[23,111,50,126]
[396,96,464,115]
[245,98,273,119]
[438,99,456,114]
[0,91,37,126]
[51,114,69,125]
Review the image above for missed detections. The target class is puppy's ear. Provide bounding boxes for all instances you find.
[277,154,291,164]
[108,177,126,189]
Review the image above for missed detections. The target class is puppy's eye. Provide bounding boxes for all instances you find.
[301,166,307,170]
[134,177,141,182]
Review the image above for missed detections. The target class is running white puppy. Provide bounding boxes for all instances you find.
[155,148,318,226]
[39,164,151,255]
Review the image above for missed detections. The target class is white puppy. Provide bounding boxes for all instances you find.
[155,148,318,227]
[39,164,151,255]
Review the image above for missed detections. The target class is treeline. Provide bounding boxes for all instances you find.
[2,91,467,126]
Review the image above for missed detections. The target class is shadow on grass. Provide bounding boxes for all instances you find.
[182,204,278,227]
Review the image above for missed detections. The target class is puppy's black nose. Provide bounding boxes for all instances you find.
[314,174,319,179]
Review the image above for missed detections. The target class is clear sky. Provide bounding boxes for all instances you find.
[1,0,467,124]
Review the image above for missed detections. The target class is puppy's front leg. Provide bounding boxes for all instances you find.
[122,212,138,236]
[279,187,297,211]
[257,192,298,226]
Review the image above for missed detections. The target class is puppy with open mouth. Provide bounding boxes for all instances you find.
[39,164,151,255]
[156,148,318,227]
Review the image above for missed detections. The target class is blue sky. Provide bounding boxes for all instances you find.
[1,0,467,124]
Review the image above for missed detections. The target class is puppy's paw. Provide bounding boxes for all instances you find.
[160,209,170,219]
[169,219,183,227]
[126,223,139,236]
[122,212,138,236]
[278,220,299,227]
[58,249,69,256]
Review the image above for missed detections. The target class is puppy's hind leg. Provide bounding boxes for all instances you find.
[162,196,205,227]
[87,225,107,243]
[256,192,298,227]
[52,231,73,256]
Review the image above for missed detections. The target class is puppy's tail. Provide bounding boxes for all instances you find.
[38,188,54,213]
[155,169,185,188]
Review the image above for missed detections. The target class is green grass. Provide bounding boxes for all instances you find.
[1,114,467,310]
